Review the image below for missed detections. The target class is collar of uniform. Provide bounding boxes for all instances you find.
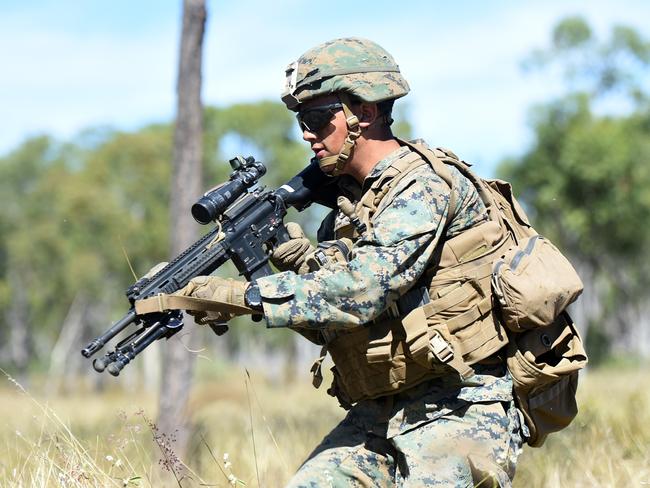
[362,145,412,191]
[336,174,363,202]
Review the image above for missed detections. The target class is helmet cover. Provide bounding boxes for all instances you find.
[281,37,410,110]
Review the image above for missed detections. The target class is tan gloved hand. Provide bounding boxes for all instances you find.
[134,276,252,330]
[271,222,315,274]
[174,276,251,325]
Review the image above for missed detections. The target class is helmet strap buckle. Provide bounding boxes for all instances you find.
[328,94,361,176]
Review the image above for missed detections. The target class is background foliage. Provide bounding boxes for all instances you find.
[0,14,649,487]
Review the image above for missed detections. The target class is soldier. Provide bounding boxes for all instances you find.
[171,38,525,486]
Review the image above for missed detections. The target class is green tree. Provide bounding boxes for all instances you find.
[0,126,175,379]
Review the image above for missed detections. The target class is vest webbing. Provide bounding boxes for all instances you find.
[314,142,513,405]
[356,143,457,232]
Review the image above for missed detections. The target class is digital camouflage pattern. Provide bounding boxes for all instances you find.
[286,366,523,487]
[256,146,487,329]
[255,145,525,485]
[281,37,410,110]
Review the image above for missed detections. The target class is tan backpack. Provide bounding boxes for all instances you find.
[403,140,588,447]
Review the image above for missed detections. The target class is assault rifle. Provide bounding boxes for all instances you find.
[81,156,335,376]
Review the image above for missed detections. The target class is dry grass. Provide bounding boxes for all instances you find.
[513,366,650,488]
[0,364,648,487]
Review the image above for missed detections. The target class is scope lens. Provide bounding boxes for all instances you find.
[191,198,215,225]
[191,159,266,225]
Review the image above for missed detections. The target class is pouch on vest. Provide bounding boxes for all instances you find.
[492,235,584,332]
[506,312,587,447]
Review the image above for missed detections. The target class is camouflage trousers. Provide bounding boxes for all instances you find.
[285,398,524,487]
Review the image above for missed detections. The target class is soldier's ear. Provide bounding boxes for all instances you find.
[357,103,379,128]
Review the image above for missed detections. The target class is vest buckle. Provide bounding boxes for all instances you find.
[429,331,454,363]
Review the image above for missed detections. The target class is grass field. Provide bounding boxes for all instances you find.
[1,364,648,487]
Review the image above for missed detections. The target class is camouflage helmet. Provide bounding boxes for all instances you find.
[281,37,410,111]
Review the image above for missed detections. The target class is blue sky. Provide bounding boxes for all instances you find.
[1,0,649,174]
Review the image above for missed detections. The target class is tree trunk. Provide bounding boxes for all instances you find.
[157,0,206,457]
[47,292,87,395]
[637,303,650,358]
[5,270,31,382]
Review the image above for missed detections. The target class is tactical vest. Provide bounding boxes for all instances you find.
[311,141,519,407]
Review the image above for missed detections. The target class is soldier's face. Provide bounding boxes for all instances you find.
[299,95,348,163]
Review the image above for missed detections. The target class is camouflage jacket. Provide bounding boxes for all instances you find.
[256,145,487,329]
[256,144,515,433]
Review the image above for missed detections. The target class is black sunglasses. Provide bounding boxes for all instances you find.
[296,102,343,132]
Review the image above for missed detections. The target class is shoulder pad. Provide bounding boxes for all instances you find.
[434,147,473,168]
[408,138,430,149]
[434,147,460,161]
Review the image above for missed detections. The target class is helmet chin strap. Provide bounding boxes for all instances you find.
[318,93,362,176]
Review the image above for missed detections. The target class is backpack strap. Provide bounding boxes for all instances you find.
[356,149,427,230]
[397,138,457,229]
[399,138,511,230]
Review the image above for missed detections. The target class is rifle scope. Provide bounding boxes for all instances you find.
[191,156,266,225]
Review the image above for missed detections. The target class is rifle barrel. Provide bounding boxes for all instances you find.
[81,309,137,358]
